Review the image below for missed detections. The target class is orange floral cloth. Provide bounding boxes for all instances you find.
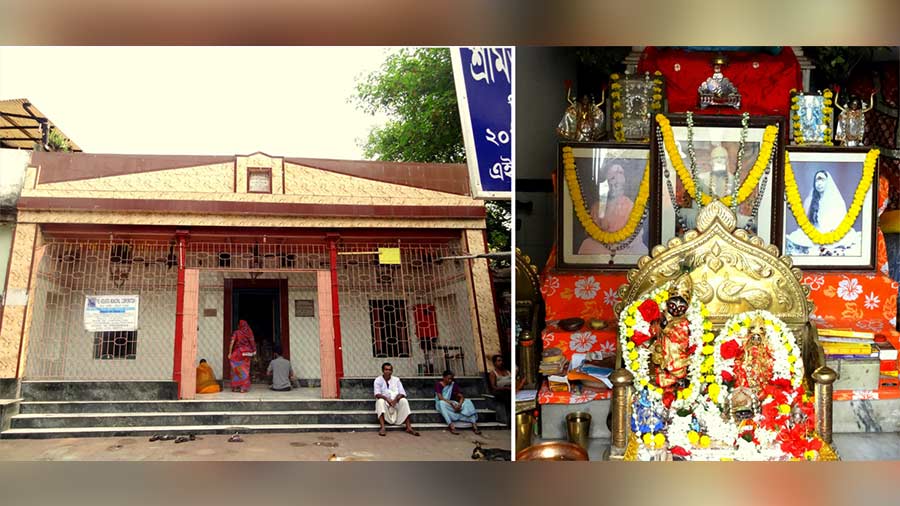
[541,321,617,361]
[538,380,612,405]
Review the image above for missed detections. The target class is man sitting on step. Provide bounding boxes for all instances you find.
[374,362,420,437]
[266,348,295,392]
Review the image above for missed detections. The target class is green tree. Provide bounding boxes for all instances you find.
[354,47,511,255]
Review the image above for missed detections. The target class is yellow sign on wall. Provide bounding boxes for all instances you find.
[378,248,401,265]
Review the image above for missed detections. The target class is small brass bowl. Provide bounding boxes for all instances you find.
[588,319,608,330]
[516,441,590,461]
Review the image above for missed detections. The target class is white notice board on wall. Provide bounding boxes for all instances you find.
[84,295,140,332]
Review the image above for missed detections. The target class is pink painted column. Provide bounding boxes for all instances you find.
[179,269,200,399]
[317,270,338,398]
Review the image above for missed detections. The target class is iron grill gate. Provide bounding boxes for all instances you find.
[25,238,479,380]
[336,242,478,378]
[26,239,178,380]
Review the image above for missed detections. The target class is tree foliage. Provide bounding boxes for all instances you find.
[354,48,465,164]
[354,47,511,255]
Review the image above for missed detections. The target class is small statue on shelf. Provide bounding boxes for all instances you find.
[557,87,605,142]
[834,91,875,146]
[650,273,694,390]
[698,54,741,109]
[733,315,774,401]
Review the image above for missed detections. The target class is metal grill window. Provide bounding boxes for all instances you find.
[369,299,410,358]
[338,241,477,377]
[26,239,178,380]
[93,331,137,360]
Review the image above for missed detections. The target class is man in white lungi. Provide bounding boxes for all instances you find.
[374,362,420,437]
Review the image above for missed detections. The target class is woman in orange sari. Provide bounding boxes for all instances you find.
[229,320,256,393]
[196,359,221,394]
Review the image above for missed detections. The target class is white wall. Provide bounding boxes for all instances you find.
[287,274,320,379]
[0,149,31,305]
[197,270,225,379]
[0,224,13,303]
[0,148,30,209]
[26,286,176,380]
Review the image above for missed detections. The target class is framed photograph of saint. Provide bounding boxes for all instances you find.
[654,114,786,246]
[557,142,657,269]
[782,147,877,270]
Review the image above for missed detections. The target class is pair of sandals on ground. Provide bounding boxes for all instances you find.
[149,434,197,443]
[376,424,481,437]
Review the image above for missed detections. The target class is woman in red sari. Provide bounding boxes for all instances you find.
[229,320,256,393]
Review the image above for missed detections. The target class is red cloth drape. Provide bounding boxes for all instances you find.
[637,47,802,118]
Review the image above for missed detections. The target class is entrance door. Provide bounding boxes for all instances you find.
[223,279,289,383]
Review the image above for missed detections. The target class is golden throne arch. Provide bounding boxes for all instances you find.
[608,201,837,457]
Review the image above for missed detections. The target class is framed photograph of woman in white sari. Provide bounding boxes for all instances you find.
[557,142,658,270]
[654,114,786,246]
[782,147,878,270]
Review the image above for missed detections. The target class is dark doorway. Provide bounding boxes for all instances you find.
[223,279,289,384]
[234,288,279,383]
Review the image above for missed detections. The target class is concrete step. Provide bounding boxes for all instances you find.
[20,378,490,402]
[0,422,507,439]
[9,409,498,429]
[340,376,488,399]
[21,381,178,401]
[18,397,495,415]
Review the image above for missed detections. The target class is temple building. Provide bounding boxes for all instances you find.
[0,150,501,400]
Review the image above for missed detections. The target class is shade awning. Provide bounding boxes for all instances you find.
[0,98,81,151]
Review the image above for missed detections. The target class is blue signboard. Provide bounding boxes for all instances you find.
[451,47,513,199]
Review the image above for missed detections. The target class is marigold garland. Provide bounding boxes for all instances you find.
[784,148,879,245]
[562,146,650,244]
[656,114,779,207]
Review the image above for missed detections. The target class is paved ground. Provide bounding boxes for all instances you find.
[0,429,511,461]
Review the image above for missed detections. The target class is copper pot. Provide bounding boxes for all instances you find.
[516,441,589,461]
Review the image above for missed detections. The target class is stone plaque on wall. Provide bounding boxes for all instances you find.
[203,308,217,317]
[295,299,315,317]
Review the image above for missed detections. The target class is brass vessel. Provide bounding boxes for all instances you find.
[516,441,589,461]
[515,411,535,454]
[566,412,592,451]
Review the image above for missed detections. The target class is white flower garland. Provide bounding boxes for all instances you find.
[677,310,805,460]
[618,283,712,411]
[709,310,804,409]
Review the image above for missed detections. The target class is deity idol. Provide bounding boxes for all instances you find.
[733,315,774,400]
[834,92,874,147]
[650,273,694,389]
[557,89,605,142]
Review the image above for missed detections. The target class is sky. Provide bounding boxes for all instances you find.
[0,46,394,159]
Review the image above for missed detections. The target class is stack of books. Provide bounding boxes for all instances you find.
[819,329,878,359]
[874,335,899,388]
[539,348,569,392]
